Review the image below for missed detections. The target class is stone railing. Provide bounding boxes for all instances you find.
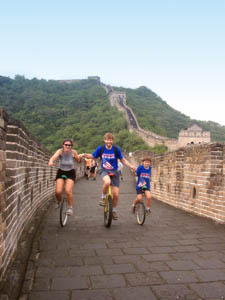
[0,108,85,281]
[129,143,225,224]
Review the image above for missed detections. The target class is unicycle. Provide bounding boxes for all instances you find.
[59,174,69,227]
[136,201,146,225]
[135,186,148,225]
[104,173,114,228]
[60,196,68,227]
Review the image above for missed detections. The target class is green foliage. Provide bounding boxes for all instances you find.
[0,75,224,158]
[116,86,225,142]
[0,76,153,154]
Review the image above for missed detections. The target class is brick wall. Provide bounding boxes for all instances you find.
[0,108,85,280]
[130,143,225,224]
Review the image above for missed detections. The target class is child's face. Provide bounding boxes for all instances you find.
[143,160,151,168]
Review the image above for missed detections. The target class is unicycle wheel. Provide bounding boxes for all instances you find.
[136,202,146,225]
[60,197,68,227]
[104,195,113,228]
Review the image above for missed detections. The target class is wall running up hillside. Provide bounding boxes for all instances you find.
[108,91,178,151]
[0,107,85,281]
[130,143,225,224]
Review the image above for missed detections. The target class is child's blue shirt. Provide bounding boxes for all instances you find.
[136,165,152,190]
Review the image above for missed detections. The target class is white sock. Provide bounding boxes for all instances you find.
[101,193,107,199]
[112,208,116,212]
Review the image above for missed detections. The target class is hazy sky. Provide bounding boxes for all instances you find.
[1,0,224,125]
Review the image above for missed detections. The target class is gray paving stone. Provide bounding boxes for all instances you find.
[72,289,113,300]
[103,263,136,274]
[70,265,103,276]
[32,278,51,291]
[159,270,199,283]
[54,256,83,267]
[152,284,198,300]
[112,287,157,300]
[166,260,200,270]
[112,255,142,264]
[194,268,225,281]
[193,257,225,268]
[83,256,114,265]
[189,282,225,299]
[36,266,69,278]
[28,291,70,300]
[90,274,126,288]
[142,253,172,262]
[51,276,89,290]
[149,246,175,253]
[125,272,164,286]
[122,247,150,255]
[95,248,124,256]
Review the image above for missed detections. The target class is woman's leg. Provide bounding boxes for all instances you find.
[55,178,64,202]
[64,179,75,207]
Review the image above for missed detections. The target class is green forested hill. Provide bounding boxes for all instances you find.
[117,86,225,142]
[0,75,224,155]
[0,75,157,154]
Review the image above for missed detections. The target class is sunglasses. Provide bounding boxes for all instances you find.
[64,144,72,147]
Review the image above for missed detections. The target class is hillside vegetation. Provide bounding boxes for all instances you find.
[0,76,224,155]
[0,75,162,154]
[116,86,225,142]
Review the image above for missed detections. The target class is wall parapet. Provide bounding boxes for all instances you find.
[129,143,225,224]
[0,107,85,281]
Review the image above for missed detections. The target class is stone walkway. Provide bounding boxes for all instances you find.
[20,167,225,300]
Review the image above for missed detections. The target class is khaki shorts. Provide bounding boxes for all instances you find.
[99,169,120,187]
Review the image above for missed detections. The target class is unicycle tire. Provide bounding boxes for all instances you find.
[136,202,146,225]
[60,197,68,227]
[104,195,113,228]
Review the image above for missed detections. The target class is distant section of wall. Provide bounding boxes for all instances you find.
[0,107,85,280]
[108,90,210,151]
[130,143,225,224]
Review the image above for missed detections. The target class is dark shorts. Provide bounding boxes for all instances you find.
[56,169,76,182]
[136,187,150,194]
[90,166,96,173]
[99,169,120,187]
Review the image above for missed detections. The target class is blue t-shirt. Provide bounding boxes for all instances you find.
[92,145,123,171]
[136,165,152,190]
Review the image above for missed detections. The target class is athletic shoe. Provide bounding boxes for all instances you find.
[146,208,151,216]
[112,211,118,220]
[99,198,105,206]
[66,207,73,216]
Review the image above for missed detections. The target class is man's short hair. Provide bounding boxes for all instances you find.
[104,132,114,140]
